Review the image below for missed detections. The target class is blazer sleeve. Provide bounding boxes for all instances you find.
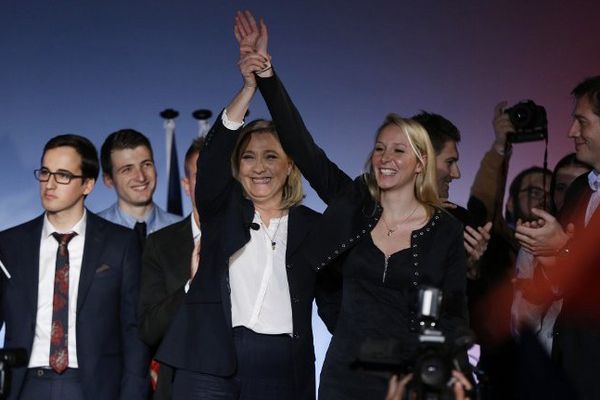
[440,221,469,339]
[138,234,186,348]
[196,111,242,224]
[315,257,343,334]
[119,231,151,400]
[257,73,355,205]
[0,245,5,328]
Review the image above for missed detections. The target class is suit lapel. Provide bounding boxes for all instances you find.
[77,212,105,312]
[561,176,593,231]
[23,216,44,318]
[223,194,253,258]
[287,206,311,257]
[172,217,194,283]
[586,189,600,229]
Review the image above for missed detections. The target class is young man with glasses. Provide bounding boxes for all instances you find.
[0,134,149,400]
[506,166,552,226]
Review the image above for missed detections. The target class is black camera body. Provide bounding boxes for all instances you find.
[355,287,475,399]
[408,288,460,400]
[505,100,548,143]
[0,348,28,400]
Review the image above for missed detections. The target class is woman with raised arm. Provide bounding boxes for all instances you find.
[155,16,336,400]
[235,11,469,400]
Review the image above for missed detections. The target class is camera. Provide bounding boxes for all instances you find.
[0,348,28,400]
[504,100,548,143]
[408,287,475,400]
[355,287,475,399]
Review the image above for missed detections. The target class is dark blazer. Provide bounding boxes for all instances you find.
[157,115,329,400]
[139,216,195,400]
[0,211,150,400]
[551,173,600,400]
[256,73,468,333]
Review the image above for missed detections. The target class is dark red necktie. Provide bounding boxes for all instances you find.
[50,232,77,374]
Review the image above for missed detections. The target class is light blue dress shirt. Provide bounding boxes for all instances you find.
[98,202,182,236]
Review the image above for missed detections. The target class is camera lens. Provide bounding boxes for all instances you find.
[512,105,532,127]
[419,353,448,387]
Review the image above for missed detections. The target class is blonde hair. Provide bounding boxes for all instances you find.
[363,113,440,215]
[231,119,304,210]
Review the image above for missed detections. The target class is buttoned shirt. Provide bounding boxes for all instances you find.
[29,211,87,368]
[230,212,293,335]
[98,202,181,235]
[220,110,293,334]
[585,170,600,226]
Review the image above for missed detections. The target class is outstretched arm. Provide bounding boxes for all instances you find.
[469,101,514,228]
[235,10,354,204]
[194,20,269,220]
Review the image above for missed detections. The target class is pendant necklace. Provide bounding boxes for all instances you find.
[381,204,420,237]
[258,211,284,250]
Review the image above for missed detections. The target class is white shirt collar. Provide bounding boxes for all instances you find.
[42,209,87,238]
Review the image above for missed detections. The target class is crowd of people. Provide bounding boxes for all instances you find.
[1,9,599,400]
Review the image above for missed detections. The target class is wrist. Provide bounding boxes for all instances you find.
[492,140,509,155]
[256,64,274,78]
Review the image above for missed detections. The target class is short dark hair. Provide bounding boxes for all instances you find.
[100,129,153,177]
[572,75,600,117]
[184,137,205,177]
[507,166,552,223]
[550,152,591,212]
[42,134,99,181]
[411,111,461,154]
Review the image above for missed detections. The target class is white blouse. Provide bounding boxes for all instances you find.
[229,212,293,335]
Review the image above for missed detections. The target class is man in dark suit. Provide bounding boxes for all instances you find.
[516,75,600,399]
[0,134,150,400]
[411,111,493,276]
[139,138,203,400]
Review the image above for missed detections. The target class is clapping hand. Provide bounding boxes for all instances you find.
[464,222,492,279]
[515,208,573,256]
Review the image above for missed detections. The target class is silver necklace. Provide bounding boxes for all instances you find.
[381,204,420,237]
[257,211,284,250]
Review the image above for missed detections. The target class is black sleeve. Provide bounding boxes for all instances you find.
[315,257,344,334]
[257,73,355,205]
[138,234,186,348]
[196,111,242,224]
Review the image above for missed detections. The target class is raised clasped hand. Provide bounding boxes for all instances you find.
[234,10,269,56]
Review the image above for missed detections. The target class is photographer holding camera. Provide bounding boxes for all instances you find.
[385,371,473,400]
[467,100,551,399]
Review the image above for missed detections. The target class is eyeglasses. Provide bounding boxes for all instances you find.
[34,168,85,185]
[519,186,548,201]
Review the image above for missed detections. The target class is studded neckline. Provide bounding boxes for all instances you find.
[410,208,441,235]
